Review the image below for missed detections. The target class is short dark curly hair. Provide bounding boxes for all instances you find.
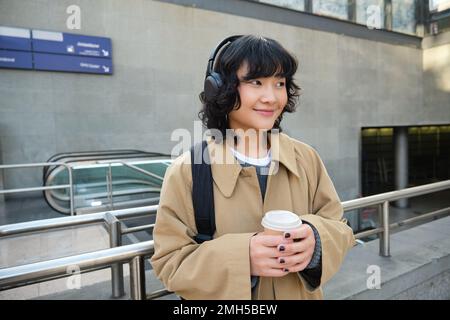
[199,35,301,138]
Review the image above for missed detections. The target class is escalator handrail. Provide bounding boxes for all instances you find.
[44,155,171,187]
[43,152,171,181]
[45,149,150,163]
[44,150,170,176]
[44,150,151,180]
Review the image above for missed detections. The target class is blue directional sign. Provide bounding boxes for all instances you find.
[34,53,112,74]
[0,49,32,69]
[0,26,31,51]
[32,30,112,58]
[0,26,113,75]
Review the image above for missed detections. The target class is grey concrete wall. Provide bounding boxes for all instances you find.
[423,34,450,124]
[0,0,449,210]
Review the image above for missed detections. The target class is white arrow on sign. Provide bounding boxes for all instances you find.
[102,49,109,57]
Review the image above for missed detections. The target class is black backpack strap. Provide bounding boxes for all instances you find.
[190,140,216,244]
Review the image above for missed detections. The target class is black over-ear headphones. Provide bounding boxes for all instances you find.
[203,35,242,102]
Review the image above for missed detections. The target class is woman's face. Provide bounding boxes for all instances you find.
[228,62,288,132]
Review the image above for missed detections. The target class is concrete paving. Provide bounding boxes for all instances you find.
[323,215,450,299]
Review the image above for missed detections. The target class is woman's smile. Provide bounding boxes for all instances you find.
[253,108,277,117]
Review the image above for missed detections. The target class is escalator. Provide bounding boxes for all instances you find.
[43,150,173,215]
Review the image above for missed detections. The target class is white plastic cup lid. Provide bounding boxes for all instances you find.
[261,210,302,232]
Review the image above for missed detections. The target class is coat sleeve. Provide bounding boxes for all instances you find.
[150,153,255,300]
[296,145,356,291]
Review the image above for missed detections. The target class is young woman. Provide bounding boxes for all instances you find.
[150,35,356,300]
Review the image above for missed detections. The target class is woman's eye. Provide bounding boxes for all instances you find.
[277,82,285,87]
[249,80,261,85]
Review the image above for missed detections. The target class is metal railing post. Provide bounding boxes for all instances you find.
[380,201,391,257]
[107,164,114,210]
[130,256,146,300]
[66,165,75,216]
[105,213,125,298]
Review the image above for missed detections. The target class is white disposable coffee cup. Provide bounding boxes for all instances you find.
[261,210,302,235]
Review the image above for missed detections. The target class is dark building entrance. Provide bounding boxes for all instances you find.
[361,125,450,197]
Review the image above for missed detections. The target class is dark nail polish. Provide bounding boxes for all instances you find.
[279,245,285,252]
[283,268,289,272]
[284,232,290,238]
[280,258,285,264]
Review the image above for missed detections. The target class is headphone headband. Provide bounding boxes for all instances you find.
[206,35,242,78]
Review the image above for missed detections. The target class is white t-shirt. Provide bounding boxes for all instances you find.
[230,148,272,167]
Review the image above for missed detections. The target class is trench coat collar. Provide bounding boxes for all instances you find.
[207,132,300,198]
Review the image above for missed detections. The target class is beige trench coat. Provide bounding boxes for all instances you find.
[150,133,356,299]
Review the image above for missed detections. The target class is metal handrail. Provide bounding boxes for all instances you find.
[0,185,71,194]
[0,162,74,215]
[119,161,165,182]
[122,224,154,235]
[342,180,450,211]
[0,205,157,237]
[0,241,154,300]
[342,179,450,256]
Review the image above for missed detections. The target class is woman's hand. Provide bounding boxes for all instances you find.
[249,224,316,277]
[278,224,316,273]
[249,233,293,277]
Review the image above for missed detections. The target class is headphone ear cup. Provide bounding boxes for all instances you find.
[204,72,223,102]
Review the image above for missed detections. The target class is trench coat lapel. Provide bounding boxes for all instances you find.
[207,138,242,198]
